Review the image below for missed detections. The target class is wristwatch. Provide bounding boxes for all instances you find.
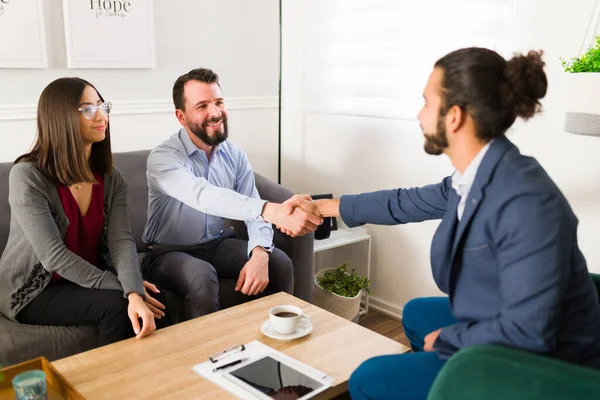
[252,244,274,255]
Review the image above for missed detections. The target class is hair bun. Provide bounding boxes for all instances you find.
[502,50,548,119]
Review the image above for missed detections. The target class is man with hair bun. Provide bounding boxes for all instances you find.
[284,47,600,399]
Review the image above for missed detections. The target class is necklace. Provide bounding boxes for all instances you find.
[75,185,82,190]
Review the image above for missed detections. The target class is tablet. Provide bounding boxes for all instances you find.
[221,352,331,399]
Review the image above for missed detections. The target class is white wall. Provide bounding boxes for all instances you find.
[0,0,281,181]
[282,0,600,316]
[513,0,600,272]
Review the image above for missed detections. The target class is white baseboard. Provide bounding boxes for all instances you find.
[368,296,403,321]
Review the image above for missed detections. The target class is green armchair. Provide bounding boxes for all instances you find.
[428,273,600,400]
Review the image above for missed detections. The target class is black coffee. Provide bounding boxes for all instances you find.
[274,312,298,318]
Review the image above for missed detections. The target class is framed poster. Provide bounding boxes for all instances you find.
[62,0,156,68]
[0,0,48,68]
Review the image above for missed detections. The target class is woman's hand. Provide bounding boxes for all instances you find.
[143,280,166,319]
[127,293,156,339]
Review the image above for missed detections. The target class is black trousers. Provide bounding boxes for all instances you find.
[17,281,133,346]
[143,234,294,321]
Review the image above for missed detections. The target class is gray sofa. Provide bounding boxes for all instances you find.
[0,150,314,366]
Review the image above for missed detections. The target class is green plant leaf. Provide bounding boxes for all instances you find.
[316,262,370,298]
[561,35,600,73]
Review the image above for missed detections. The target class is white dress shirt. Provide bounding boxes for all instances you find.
[451,140,493,221]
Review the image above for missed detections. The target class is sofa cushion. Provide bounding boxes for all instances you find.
[113,151,151,253]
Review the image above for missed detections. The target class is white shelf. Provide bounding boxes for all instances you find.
[312,226,372,316]
[313,227,371,253]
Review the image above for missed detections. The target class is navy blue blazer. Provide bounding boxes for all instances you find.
[339,136,600,368]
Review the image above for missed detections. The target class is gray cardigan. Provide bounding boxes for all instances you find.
[0,162,144,321]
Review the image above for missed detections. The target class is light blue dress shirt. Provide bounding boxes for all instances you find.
[142,128,274,256]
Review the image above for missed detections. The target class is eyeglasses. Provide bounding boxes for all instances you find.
[78,101,112,120]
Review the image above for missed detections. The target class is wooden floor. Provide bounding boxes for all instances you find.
[358,309,410,348]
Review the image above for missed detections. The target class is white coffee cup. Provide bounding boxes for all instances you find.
[269,305,310,335]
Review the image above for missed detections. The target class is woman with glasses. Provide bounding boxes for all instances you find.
[0,77,166,346]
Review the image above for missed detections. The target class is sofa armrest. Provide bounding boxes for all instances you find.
[224,173,314,302]
[0,313,15,365]
[0,313,98,366]
[427,344,600,400]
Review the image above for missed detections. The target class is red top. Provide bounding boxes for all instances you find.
[52,174,105,281]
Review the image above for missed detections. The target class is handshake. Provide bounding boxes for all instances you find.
[261,195,340,237]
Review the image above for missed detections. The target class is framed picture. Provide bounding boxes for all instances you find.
[0,0,48,68]
[61,0,156,69]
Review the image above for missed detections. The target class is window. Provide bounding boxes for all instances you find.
[298,0,520,120]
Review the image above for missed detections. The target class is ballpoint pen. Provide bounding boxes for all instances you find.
[213,357,249,372]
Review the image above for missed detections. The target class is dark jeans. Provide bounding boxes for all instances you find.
[17,281,134,346]
[143,235,294,321]
[349,297,457,400]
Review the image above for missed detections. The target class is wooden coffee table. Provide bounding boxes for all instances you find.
[53,292,409,399]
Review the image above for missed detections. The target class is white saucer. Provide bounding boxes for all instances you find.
[260,320,313,340]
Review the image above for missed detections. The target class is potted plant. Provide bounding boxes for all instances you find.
[312,262,370,321]
[560,35,600,136]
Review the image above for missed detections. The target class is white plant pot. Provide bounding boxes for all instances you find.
[564,72,600,136]
[312,268,362,321]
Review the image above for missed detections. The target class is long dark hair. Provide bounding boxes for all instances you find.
[15,77,113,185]
[435,48,548,140]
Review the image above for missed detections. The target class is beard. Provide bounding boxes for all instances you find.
[189,114,229,146]
[423,116,449,155]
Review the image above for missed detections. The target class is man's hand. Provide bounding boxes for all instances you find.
[424,328,442,352]
[236,247,270,295]
[313,198,341,218]
[283,194,320,216]
[262,196,323,237]
[284,196,340,219]
[127,293,156,339]
[277,195,341,237]
[277,195,315,236]
[143,280,166,319]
